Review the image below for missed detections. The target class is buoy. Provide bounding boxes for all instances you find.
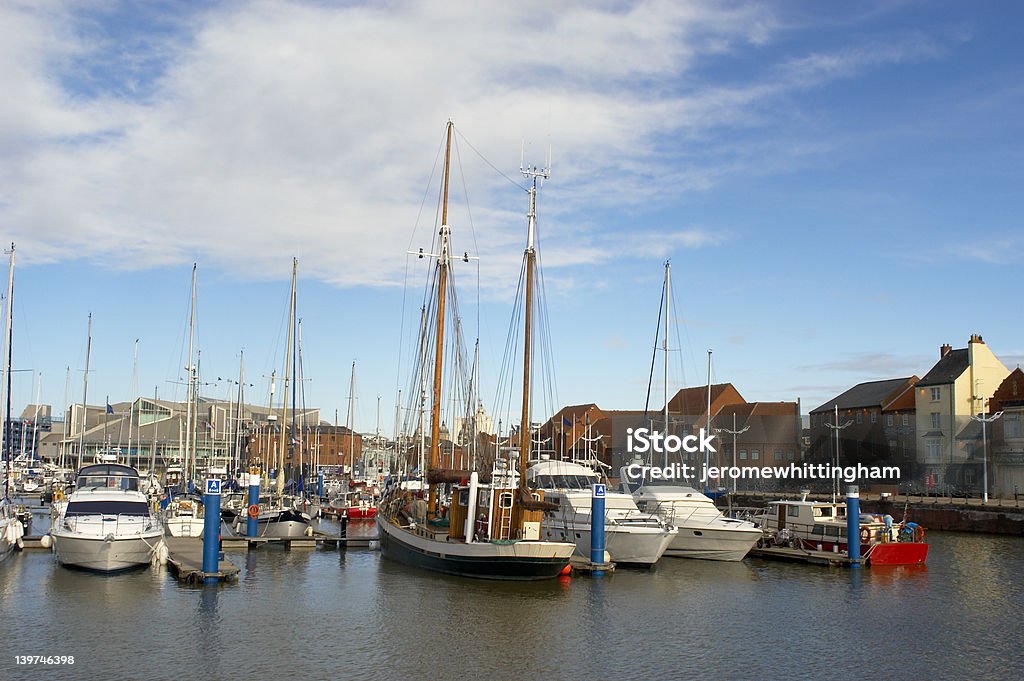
[40,534,52,549]
[560,564,572,576]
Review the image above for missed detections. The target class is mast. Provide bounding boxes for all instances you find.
[2,244,12,500]
[128,339,139,470]
[277,257,297,497]
[663,260,670,468]
[518,163,548,491]
[234,350,245,475]
[418,305,427,478]
[347,361,356,478]
[76,312,92,471]
[60,365,70,471]
[706,349,713,477]
[426,120,454,516]
[184,264,197,488]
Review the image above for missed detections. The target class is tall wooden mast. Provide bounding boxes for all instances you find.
[427,120,453,515]
[518,164,548,491]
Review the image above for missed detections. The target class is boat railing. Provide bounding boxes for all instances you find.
[61,512,159,536]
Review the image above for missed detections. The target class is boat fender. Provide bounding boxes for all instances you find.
[860,528,871,543]
[915,526,925,543]
[40,534,52,549]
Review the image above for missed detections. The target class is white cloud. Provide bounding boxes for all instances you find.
[0,0,950,290]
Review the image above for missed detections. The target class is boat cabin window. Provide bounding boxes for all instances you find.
[457,490,469,507]
[477,490,491,507]
[532,474,597,490]
[66,501,151,516]
[812,506,834,518]
[498,492,514,509]
[811,525,824,536]
[787,505,800,517]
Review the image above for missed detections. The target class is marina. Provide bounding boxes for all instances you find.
[1,518,1021,681]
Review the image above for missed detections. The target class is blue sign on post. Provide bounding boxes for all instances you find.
[593,483,606,497]
[591,483,606,571]
[202,478,223,584]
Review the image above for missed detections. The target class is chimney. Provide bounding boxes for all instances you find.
[969,334,984,345]
[940,343,952,358]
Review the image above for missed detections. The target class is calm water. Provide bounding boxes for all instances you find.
[2,510,1023,681]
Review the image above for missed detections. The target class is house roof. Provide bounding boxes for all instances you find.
[917,348,969,387]
[811,377,915,414]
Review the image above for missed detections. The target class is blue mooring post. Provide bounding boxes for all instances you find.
[203,478,223,584]
[846,484,861,569]
[591,483,606,575]
[247,473,260,538]
[317,471,324,499]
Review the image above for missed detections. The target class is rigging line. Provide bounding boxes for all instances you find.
[644,275,666,420]
[452,124,527,192]
[406,132,448,253]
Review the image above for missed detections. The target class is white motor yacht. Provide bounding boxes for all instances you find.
[528,458,676,566]
[51,464,163,572]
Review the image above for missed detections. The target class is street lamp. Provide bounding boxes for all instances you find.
[971,409,1003,504]
[715,412,749,494]
[824,404,854,503]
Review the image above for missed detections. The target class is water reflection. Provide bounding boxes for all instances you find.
[0,532,1022,681]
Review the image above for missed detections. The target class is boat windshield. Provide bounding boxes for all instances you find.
[66,500,150,516]
[533,473,598,490]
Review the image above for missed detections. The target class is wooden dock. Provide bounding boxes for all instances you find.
[164,537,240,583]
[569,556,615,576]
[219,530,379,550]
[748,545,859,566]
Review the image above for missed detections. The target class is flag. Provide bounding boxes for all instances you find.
[562,416,572,428]
[105,401,113,414]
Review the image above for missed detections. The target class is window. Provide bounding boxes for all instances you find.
[739,450,747,460]
[931,412,941,429]
[931,387,941,401]
[870,411,877,424]
[787,450,796,461]
[855,412,863,424]
[498,492,513,509]
[787,505,799,517]
[926,441,941,460]
[1005,414,1022,438]
[775,450,783,461]
[886,414,894,427]
[902,414,909,426]
[751,450,760,461]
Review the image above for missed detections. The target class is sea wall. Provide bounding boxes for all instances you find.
[732,492,1024,536]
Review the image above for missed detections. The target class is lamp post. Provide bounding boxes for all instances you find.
[824,404,854,503]
[972,408,1003,504]
[715,412,749,494]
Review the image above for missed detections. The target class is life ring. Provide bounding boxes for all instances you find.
[860,527,871,543]
[53,489,64,502]
[247,504,261,520]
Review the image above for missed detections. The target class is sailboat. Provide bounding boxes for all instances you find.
[163,264,207,537]
[622,261,760,561]
[233,258,312,538]
[377,121,574,579]
[1,243,26,562]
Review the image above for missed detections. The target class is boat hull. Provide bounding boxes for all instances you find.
[377,517,573,580]
[52,531,161,572]
[165,517,205,538]
[865,541,929,566]
[234,509,311,538]
[664,526,761,562]
[549,524,675,565]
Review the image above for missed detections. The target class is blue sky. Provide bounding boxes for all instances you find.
[1,1,1021,434]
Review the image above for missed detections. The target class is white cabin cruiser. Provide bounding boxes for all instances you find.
[628,482,760,561]
[51,464,163,572]
[528,459,676,565]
